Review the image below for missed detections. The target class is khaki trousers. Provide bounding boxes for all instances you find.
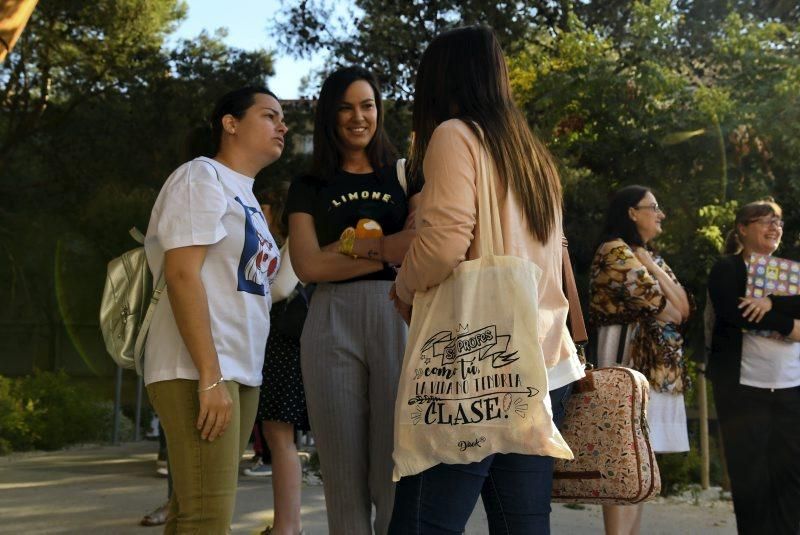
[147,379,258,534]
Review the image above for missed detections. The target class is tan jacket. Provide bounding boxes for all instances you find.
[396,119,575,368]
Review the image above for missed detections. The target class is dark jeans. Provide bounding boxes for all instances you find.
[388,382,574,535]
[713,379,800,535]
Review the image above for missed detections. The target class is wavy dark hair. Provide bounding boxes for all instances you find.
[601,185,652,248]
[723,199,782,255]
[409,26,562,242]
[210,86,277,154]
[311,66,397,178]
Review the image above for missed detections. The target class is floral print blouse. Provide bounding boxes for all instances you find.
[589,239,690,394]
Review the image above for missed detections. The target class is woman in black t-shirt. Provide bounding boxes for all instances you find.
[286,67,416,535]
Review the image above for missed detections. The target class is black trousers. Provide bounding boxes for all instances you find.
[712,379,800,535]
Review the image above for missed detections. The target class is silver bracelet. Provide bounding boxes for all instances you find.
[198,376,224,393]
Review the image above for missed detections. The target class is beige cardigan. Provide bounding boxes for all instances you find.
[395,119,575,368]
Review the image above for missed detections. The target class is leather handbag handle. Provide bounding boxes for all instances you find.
[562,237,588,348]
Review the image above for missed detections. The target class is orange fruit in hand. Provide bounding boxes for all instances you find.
[355,218,383,239]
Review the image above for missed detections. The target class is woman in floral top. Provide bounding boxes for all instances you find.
[589,185,691,535]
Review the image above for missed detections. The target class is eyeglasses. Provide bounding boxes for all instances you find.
[633,203,663,214]
[748,217,784,229]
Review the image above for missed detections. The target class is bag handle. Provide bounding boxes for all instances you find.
[474,134,505,258]
[396,158,408,195]
[562,237,588,353]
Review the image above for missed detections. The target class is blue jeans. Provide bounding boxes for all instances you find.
[388,382,574,535]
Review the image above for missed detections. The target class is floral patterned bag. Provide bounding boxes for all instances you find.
[551,366,661,504]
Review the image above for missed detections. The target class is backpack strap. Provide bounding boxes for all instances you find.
[133,274,166,375]
[129,227,145,244]
[396,158,407,195]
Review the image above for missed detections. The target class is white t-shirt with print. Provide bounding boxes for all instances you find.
[143,157,280,387]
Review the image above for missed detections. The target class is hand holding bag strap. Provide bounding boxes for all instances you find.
[562,238,588,348]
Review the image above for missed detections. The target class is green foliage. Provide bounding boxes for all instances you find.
[15,370,109,449]
[506,0,800,298]
[273,0,569,98]
[0,375,33,454]
[657,451,703,495]
[697,201,739,257]
[0,371,131,453]
[0,0,187,161]
[0,2,276,374]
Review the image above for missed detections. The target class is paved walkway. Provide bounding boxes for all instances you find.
[0,441,736,534]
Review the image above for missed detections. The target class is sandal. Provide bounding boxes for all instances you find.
[140,502,169,526]
[260,527,305,535]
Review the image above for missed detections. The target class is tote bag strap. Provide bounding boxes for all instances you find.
[474,131,505,258]
[396,158,407,195]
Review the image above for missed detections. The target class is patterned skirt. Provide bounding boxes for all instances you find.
[256,326,310,431]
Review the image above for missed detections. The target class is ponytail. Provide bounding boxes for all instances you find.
[723,229,742,255]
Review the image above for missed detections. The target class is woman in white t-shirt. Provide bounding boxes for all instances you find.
[708,200,800,534]
[143,86,288,533]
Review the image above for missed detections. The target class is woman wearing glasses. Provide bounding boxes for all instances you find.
[589,185,692,535]
[707,200,800,535]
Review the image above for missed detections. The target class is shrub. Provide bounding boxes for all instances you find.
[91,399,135,443]
[14,370,110,450]
[657,450,703,494]
[0,375,33,454]
[0,370,132,453]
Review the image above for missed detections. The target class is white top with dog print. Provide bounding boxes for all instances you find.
[143,157,279,387]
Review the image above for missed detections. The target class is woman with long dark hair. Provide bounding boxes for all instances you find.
[143,86,287,532]
[286,66,415,534]
[708,200,800,534]
[388,26,585,533]
[589,185,691,534]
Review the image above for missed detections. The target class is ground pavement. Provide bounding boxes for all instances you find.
[0,441,736,534]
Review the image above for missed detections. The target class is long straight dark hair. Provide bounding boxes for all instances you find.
[311,66,397,178]
[409,26,562,242]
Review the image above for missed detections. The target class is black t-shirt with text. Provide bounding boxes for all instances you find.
[286,164,408,283]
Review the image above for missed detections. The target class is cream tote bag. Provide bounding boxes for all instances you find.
[392,143,574,480]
